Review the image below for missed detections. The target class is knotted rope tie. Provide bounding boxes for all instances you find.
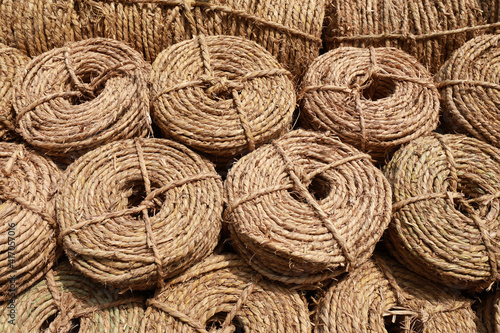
[147,275,260,333]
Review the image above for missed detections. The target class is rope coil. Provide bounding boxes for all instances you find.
[56,138,224,289]
[224,129,392,285]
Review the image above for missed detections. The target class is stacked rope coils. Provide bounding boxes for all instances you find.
[141,253,311,332]
[0,142,61,301]
[224,130,392,285]
[323,0,487,73]
[0,44,28,141]
[151,35,295,162]
[0,261,145,331]
[315,254,478,333]
[56,138,223,290]
[385,134,500,290]
[13,38,151,161]
[300,47,439,162]
[436,34,500,148]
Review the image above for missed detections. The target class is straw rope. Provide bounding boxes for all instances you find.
[224,129,392,285]
[385,133,500,290]
[300,46,439,162]
[140,253,311,332]
[12,38,151,161]
[476,289,500,333]
[56,138,223,289]
[435,34,500,149]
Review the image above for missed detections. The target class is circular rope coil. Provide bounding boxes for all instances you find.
[56,138,224,290]
[0,142,61,301]
[0,261,145,332]
[476,289,500,333]
[435,34,500,149]
[224,129,392,285]
[385,133,500,291]
[0,43,29,141]
[300,46,439,162]
[315,254,478,333]
[141,253,311,333]
[12,38,152,161]
[151,34,295,161]
[323,0,486,73]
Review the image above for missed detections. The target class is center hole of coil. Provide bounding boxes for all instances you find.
[206,312,245,333]
[70,71,105,105]
[455,176,494,218]
[126,181,164,217]
[384,314,423,333]
[361,76,396,101]
[288,175,332,202]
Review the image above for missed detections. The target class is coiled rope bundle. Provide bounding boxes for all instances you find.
[476,289,500,333]
[0,43,28,141]
[0,261,145,332]
[0,142,61,301]
[224,130,392,285]
[0,0,325,78]
[324,0,488,73]
[56,138,223,290]
[13,38,151,161]
[300,46,439,162]
[151,35,295,161]
[385,134,500,290]
[141,253,311,332]
[315,254,478,333]
[435,34,500,148]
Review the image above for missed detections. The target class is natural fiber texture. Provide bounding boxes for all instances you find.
[0,142,61,301]
[315,254,478,332]
[0,0,325,79]
[0,261,145,332]
[476,289,500,333]
[435,34,500,148]
[324,0,487,73]
[300,46,439,162]
[57,138,223,290]
[385,133,500,290]
[140,253,312,332]
[13,38,151,161]
[481,0,500,24]
[151,35,295,160]
[0,43,29,141]
[224,129,392,285]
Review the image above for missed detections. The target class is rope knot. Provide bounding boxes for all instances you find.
[202,75,241,96]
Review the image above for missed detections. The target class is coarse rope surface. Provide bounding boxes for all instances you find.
[385,133,500,291]
[0,261,145,332]
[314,254,478,333]
[140,253,312,333]
[324,0,487,73]
[151,34,295,161]
[0,142,61,301]
[0,43,29,141]
[56,138,223,289]
[435,34,500,148]
[300,46,439,162]
[476,288,500,333]
[0,0,325,79]
[12,38,151,161]
[224,129,392,285]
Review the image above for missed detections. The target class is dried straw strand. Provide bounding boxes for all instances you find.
[140,253,312,332]
[300,46,439,162]
[435,34,500,148]
[13,38,151,161]
[224,129,392,285]
[0,142,61,301]
[56,138,223,290]
[385,133,500,290]
[476,289,500,333]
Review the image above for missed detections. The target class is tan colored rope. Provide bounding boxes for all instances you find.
[140,253,311,332]
[224,129,392,285]
[12,38,151,161]
[56,138,223,290]
[300,46,439,163]
[0,0,325,78]
[0,262,145,332]
[476,289,500,333]
[324,0,487,73]
[385,133,500,291]
[151,35,294,161]
[0,142,61,302]
[435,34,500,149]
[315,254,479,332]
[0,43,29,141]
